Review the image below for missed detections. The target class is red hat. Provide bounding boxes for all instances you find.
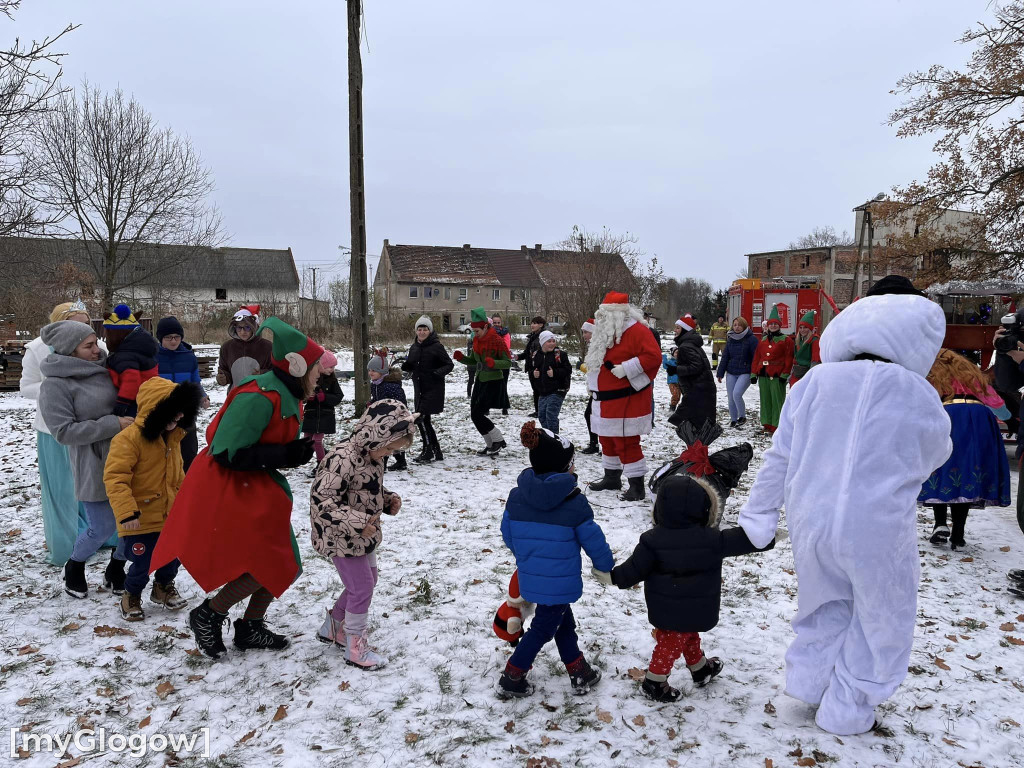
[601,291,629,305]
[580,318,596,334]
[675,314,695,332]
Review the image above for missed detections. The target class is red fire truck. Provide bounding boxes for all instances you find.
[727,279,832,338]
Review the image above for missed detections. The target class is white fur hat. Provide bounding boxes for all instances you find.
[415,315,433,333]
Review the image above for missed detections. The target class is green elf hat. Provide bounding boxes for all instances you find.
[766,305,782,326]
[469,306,490,329]
[798,310,816,330]
[257,316,325,377]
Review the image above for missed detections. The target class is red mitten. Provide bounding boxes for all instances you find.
[484,357,495,368]
[453,350,464,362]
[316,390,326,402]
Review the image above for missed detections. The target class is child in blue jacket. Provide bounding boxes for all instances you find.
[155,317,209,471]
[498,421,614,699]
[368,349,409,471]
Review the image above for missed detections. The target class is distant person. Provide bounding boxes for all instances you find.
[454,308,512,455]
[402,316,453,463]
[789,311,821,388]
[750,306,792,433]
[709,315,729,363]
[367,350,409,471]
[668,315,716,434]
[302,351,344,466]
[520,316,547,417]
[578,318,600,455]
[531,330,571,433]
[104,305,159,418]
[216,305,273,393]
[716,316,759,428]
[155,316,210,471]
[492,314,513,415]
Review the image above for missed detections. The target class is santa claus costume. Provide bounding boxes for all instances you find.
[585,292,663,501]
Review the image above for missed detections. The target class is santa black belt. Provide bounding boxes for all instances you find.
[591,383,651,402]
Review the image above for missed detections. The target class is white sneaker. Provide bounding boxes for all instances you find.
[345,633,387,669]
[316,610,346,648]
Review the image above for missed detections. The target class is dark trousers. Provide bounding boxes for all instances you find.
[584,396,597,445]
[417,414,439,449]
[124,531,180,596]
[932,503,969,537]
[508,603,581,670]
[470,381,498,436]
[501,368,511,412]
[467,370,475,398]
[181,428,199,473]
[471,405,495,435]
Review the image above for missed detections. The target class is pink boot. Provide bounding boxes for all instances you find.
[344,612,387,670]
[316,608,346,649]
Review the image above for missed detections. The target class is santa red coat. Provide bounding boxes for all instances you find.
[587,321,662,437]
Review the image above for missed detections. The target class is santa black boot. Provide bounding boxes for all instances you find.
[620,476,646,502]
[689,656,724,687]
[188,598,229,659]
[589,469,622,492]
[566,655,601,695]
[641,673,681,702]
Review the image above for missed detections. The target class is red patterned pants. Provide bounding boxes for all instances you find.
[648,629,703,676]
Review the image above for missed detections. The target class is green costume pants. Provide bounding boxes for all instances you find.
[757,376,787,428]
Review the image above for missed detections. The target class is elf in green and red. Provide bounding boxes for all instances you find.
[750,305,793,433]
[789,310,821,388]
[453,306,512,455]
[150,317,323,659]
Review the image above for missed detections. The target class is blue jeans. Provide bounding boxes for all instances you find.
[508,604,581,670]
[71,500,126,563]
[725,373,752,422]
[123,531,179,596]
[537,393,566,434]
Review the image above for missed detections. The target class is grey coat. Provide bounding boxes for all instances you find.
[39,351,120,502]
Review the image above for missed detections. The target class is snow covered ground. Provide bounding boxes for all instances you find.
[2,342,1024,768]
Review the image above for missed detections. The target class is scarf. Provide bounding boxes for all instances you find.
[472,325,509,359]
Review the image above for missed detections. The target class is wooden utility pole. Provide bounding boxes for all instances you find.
[348,0,369,414]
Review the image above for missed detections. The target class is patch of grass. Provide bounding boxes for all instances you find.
[435,661,453,696]
[410,577,433,605]
[137,632,175,655]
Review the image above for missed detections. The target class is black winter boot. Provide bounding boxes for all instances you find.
[566,656,601,694]
[620,476,646,502]
[431,441,444,462]
[412,445,433,464]
[389,452,408,472]
[690,656,724,688]
[1009,569,1024,583]
[497,663,534,699]
[188,598,229,659]
[641,676,681,702]
[103,553,127,595]
[589,469,622,492]
[580,440,600,455]
[63,559,87,599]
[233,618,290,651]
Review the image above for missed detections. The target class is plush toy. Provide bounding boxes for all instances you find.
[492,570,533,646]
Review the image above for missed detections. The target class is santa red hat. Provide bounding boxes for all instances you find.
[675,313,696,332]
[580,318,596,334]
[600,291,630,306]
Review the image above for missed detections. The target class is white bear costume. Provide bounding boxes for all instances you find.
[739,293,952,735]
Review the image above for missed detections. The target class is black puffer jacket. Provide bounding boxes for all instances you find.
[401,332,453,415]
[302,372,344,435]
[530,347,572,397]
[522,329,545,375]
[668,328,716,431]
[611,474,773,632]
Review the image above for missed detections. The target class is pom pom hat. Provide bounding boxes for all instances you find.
[520,421,574,474]
[232,304,262,323]
[257,316,324,377]
[469,306,489,329]
[104,304,140,329]
[766,305,782,327]
[675,314,695,332]
[581,318,595,334]
[798,310,817,330]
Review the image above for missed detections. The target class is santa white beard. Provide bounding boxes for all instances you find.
[584,303,647,371]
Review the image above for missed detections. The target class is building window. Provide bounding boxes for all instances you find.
[492,288,500,301]
[459,315,465,327]
[553,315,560,323]
[409,286,418,298]
[766,258,772,271]
[802,255,810,268]
[459,288,468,300]
[425,285,435,298]
[520,316,529,327]
[444,287,451,300]
[442,315,451,332]
[509,289,516,303]
[215,288,227,301]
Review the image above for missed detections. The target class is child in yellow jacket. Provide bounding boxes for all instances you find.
[103,377,202,621]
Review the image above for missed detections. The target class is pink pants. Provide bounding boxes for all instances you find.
[305,432,326,463]
[330,552,378,619]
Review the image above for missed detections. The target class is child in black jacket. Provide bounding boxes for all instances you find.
[595,472,776,701]
[530,330,572,434]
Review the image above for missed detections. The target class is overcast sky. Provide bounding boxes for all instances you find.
[12,0,990,290]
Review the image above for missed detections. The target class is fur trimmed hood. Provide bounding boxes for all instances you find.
[136,378,203,441]
[653,473,723,529]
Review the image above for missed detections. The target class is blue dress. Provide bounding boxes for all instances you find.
[918,400,1010,508]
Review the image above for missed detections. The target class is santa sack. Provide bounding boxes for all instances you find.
[650,421,753,505]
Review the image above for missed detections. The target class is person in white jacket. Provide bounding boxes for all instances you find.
[20,301,108,565]
[738,291,953,736]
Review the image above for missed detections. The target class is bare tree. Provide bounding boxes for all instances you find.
[30,83,223,309]
[888,2,1024,278]
[663,277,714,326]
[0,2,75,237]
[788,225,854,250]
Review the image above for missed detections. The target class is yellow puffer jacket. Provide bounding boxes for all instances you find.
[103,377,196,536]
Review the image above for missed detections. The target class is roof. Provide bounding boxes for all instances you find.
[925,279,1024,297]
[0,237,299,291]
[384,242,628,289]
[745,246,834,258]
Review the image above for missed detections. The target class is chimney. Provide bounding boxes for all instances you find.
[522,245,530,261]
[593,245,601,254]
[463,243,471,250]
[383,238,389,247]
[535,243,542,252]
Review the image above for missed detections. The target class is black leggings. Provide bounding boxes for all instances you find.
[932,504,969,537]
[471,404,495,436]
[417,414,439,447]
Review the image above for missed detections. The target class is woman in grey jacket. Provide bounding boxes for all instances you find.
[38,320,134,599]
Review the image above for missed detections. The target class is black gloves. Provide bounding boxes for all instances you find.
[213,438,315,471]
[284,437,315,467]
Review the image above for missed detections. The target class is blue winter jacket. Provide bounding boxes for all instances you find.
[716,330,759,378]
[369,370,408,405]
[155,344,206,398]
[662,353,679,385]
[501,469,615,605]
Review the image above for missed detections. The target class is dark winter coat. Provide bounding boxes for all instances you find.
[302,372,344,435]
[369,369,407,405]
[611,474,772,632]
[401,332,453,415]
[668,329,716,431]
[530,347,572,397]
[501,469,614,604]
[716,329,759,378]
[156,343,207,397]
[522,329,545,376]
[106,327,160,418]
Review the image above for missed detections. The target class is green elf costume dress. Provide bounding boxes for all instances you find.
[151,317,323,658]
[750,305,793,433]
[789,310,821,388]
[452,306,512,455]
